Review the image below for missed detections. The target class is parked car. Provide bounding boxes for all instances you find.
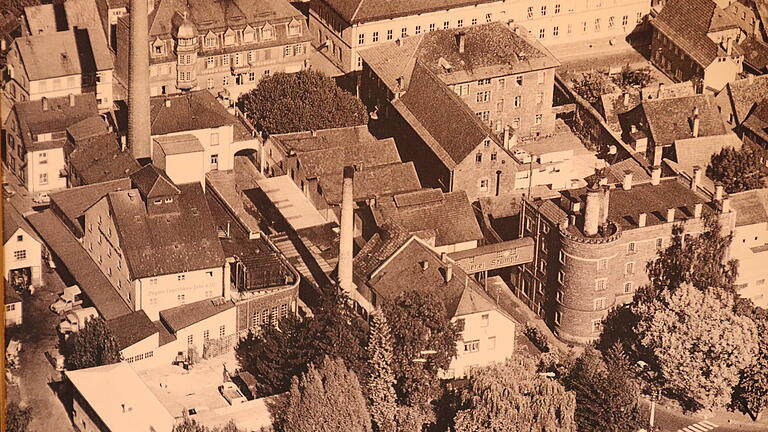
[218,381,247,405]
[58,307,98,337]
[3,183,15,198]
[33,192,50,204]
[50,285,83,314]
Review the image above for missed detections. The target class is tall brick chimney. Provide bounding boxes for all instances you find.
[583,182,601,236]
[128,0,151,160]
[338,166,355,294]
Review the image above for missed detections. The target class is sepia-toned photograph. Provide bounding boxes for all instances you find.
[2,0,768,430]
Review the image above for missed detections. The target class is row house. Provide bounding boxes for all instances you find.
[116,0,311,99]
[650,0,744,92]
[5,28,114,110]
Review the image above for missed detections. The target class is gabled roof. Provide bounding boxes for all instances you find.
[67,116,110,142]
[729,188,768,227]
[149,90,236,136]
[740,36,768,72]
[159,297,234,332]
[130,164,180,198]
[317,162,421,204]
[49,178,132,232]
[106,310,157,350]
[651,0,738,67]
[153,134,205,155]
[23,4,59,34]
[296,138,402,178]
[722,74,768,125]
[372,188,483,247]
[320,0,504,24]
[270,125,379,154]
[14,28,112,81]
[3,205,41,245]
[741,97,768,142]
[69,133,140,185]
[11,93,99,152]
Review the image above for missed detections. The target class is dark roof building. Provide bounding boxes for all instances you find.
[159,297,235,333]
[741,97,768,158]
[715,74,768,129]
[106,310,157,350]
[67,132,140,186]
[8,94,99,152]
[49,178,132,238]
[149,90,236,136]
[318,0,503,24]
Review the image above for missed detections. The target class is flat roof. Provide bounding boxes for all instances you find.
[154,134,205,155]
[256,176,328,231]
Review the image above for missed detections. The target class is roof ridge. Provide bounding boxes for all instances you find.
[349,0,366,23]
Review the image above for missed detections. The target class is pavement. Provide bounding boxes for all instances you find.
[642,399,768,432]
[3,170,43,216]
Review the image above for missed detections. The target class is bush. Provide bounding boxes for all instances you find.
[524,324,551,353]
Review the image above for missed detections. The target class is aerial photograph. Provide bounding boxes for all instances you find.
[2,0,768,430]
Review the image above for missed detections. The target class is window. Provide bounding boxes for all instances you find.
[476,90,491,102]
[415,25,421,34]
[280,303,289,318]
[248,72,255,82]
[476,111,490,122]
[386,29,393,40]
[401,27,407,38]
[556,290,564,303]
[487,336,496,350]
[457,19,463,28]
[553,26,559,37]
[594,297,606,310]
[535,114,543,125]
[203,330,210,341]
[149,278,158,285]
[498,78,505,89]
[39,152,47,164]
[537,71,545,84]
[514,96,521,107]
[481,314,489,327]
[476,153,483,163]
[583,21,588,32]
[207,78,214,89]
[479,179,489,191]
[592,319,603,333]
[271,306,279,323]
[187,334,193,346]
[539,28,545,39]
[608,16,615,28]
[262,309,269,324]
[262,26,274,40]
[595,278,607,291]
[539,259,547,273]
[372,31,379,42]
[219,325,225,337]
[527,6,534,18]
[541,5,547,15]
[558,251,565,264]
[443,21,450,29]
[477,78,492,86]
[471,18,477,26]
[358,33,365,44]
[623,281,634,293]
[13,250,26,260]
[39,173,48,185]
[568,23,573,34]
[595,18,601,31]
[637,12,643,23]
[288,21,302,36]
[555,3,560,13]
[490,153,497,161]
[284,46,293,57]
[429,23,436,32]
[210,133,219,146]
[7,304,15,312]
[178,274,186,281]
[512,117,520,128]
[627,242,637,254]
[655,238,664,249]
[463,340,480,353]
[485,13,492,23]
[178,294,186,303]
[622,15,629,26]
[554,311,562,324]
[625,262,635,275]
[454,83,470,96]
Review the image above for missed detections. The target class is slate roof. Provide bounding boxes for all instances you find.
[23,4,58,34]
[11,93,99,152]
[296,138,402,178]
[149,90,236,136]
[270,125,379,154]
[669,133,743,194]
[3,205,41,244]
[5,284,22,305]
[372,188,483,247]
[130,164,180,198]
[729,188,768,227]
[67,116,110,142]
[598,91,642,131]
[721,74,768,125]
[106,180,225,279]
[628,94,727,148]
[69,133,140,185]
[159,297,235,332]
[317,162,422,204]
[106,310,157,350]
[651,0,739,67]
[604,158,652,185]
[14,28,112,81]
[742,98,768,142]
[49,178,132,233]
[740,36,768,72]
[320,0,503,24]
[353,222,412,282]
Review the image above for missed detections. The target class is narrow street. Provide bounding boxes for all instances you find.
[640,398,768,432]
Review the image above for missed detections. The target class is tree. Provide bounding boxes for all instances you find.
[235,289,369,397]
[382,290,462,409]
[612,65,653,90]
[565,346,646,432]
[571,72,614,104]
[453,356,576,432]
[631,283,758,411]
[173,416,244,432]
[366,312,398,432]
[61,317,122,370]
[238,70,368,134]
[733,298,768,420]
[707,146,768,193]
[281,357,372,432]
[5,402,32,432]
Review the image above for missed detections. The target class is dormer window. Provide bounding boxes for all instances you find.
[288,19,302,36]
[154,199,162,205]
[243,26,255,43]
[152,39,166,56]
[204,33,217,48]
[165,198,173,203]
[224,29,236,46]
[262,23,274,41]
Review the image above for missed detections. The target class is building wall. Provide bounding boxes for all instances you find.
[71,389,110,432]
[714,85,738,128]
[152,125,234,174]
[84,198,134,305]
[5,301,22,327]
[453,140,521,202]
[137,268,225,321]
[4,227,43,286]
[448,308,516,378]
[731,221,768,307]
[121,333,160,370]
[155,150,205,187]
[434,240,479,255]
[703,58,742,93]
[170,306,237,360]
[235,287,297,332]
[28,148,67,193]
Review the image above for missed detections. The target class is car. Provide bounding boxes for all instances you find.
[218,381,247,405]
[50,285,83,314]
[33,192,50,204]
[58,307,98,337]
[3,183,15,199]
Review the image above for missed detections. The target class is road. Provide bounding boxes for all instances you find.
[641,399,768,432]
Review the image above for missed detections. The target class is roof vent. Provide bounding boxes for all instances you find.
[164,99,171,108]
[420,260,429,271]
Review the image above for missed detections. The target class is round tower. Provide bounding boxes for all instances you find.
[175,15,198,91]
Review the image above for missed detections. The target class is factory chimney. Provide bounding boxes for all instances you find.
[127,0,151,161]
[583,180,601,236]
[338,166,355,294]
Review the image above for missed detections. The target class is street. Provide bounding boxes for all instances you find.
[640,398,768,432]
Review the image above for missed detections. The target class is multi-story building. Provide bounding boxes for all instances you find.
[740,98,768,163]
[82,164,228,320]
[650,0,744,92]
[4,94,100,193]
[65,117,139,187]
[5,29,113,109]
[353,225,517,378]
[729,188,768,307]
[4,205,43,292]
[310,0,649,73]
[725,0,767,42]
[115,0,311,99]
[516,169,735,343]
[714,74,768,129]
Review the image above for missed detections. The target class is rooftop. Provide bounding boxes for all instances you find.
[12,93,99,151]
[372,188,483,247]
[68,133,140,185]
[23,4,59,34]
[740,36,768,72]
[49,178,132,235]
[729,188,768,227]
[14,27,112,81]
[317,162,422,205]
[66,363,175,432]
[296,137,402,178]
[106,310,157,350]
[722,74,768,124]
[67,116,110,142]
[3,204,42,245]
[270,125,379,154]
[741,97,768,142]
[256,175,329,231]
[321,0,503,24]
[153,134,205,155]
[159,297,235,333]
[5,283,22,305]
[150,90,237,136]
[669,132,743,193]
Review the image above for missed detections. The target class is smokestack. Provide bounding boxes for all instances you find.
[69,93,76,107]
[638,212,647,227]
[456,31,466,53]
[691,165,702,190]
[444,264,453,283]
[41,97,49,111]
[652,145,663,167]
[338,166,355,294]
[666,208,676,222]
[691,108,700,138]
[622,170,633,191]
[651,165,662,185]
[583,183,601,236]
[599,185,611,225]
[657,82,665,99]
[128,0,151,160]
[694,203,703,218]
[623,92,630,106]
[715,184,724,201]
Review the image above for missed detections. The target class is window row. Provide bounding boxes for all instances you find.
[536,14,641,39]
[125,350,154,363]
[357,14,494,45]
[462,336,496,353]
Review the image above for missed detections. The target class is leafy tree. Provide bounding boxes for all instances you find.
[366,311,398,432]
[565,346,646,432]
[733,298,768,420]
[238,70,368,134]
[612,65,653,90]
[235,289,369,397]
[631,283,758,411]
[571,72,614,104]
[382,290,462,409]
[281,356,372,432]
[707,146,768,193]
[5,401,32,432]
[173,416,244,432]
[61,317,121,370]
[453,356,577,432]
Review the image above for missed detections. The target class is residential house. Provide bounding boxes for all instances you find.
[353,225,517,378]
[4,93,100,193]
[740,97,768,163]
[650,0,744,92]
[714,74,768,129]
[4,205,43,291]
[666,132,745,195]
[5,28,113,109]
[5,284,23,327]
[115,0,311,98]
[729,188,768,307]
[596,81,696,133]
[725,0,767,42]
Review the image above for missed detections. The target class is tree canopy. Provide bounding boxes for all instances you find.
[366,312,398,432]
[631,283,758,411]
[5,401,32,432]
[453,356,577,432]
[61,317,122,370]
[238,70,368,134]
[707,146,768,193]
[732,298,768,420]
[173,417,243,432]
[571,72,614,104]
[235,289,368,397]
[280,356,372,432]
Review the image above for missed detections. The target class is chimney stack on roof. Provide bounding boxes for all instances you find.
[748,74,755,85]
[69,93,75,107]
[715,184,724,201]
[583,182,602,236]
[41,96,49,111]
[444,264,453,283]
[726,37,733,55]
[651,165,662,185]
[657,82,665,99]
[441,251,448,263]
[456,31,466,54]
[652,145,663,167]
[623,92,630,106]
[694,202,703,218]
[753,18,761,36]
[338,166,355,295]
[599,185,611,226]
[395,38,402,47]
[503,125,511,150]
[691,165,702,190]
[691,107,700,137]
[638,212,647,227]
[128,0,151,160]
[666,208,676,222]
[622,170,633,191]
[722,197,731,213]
